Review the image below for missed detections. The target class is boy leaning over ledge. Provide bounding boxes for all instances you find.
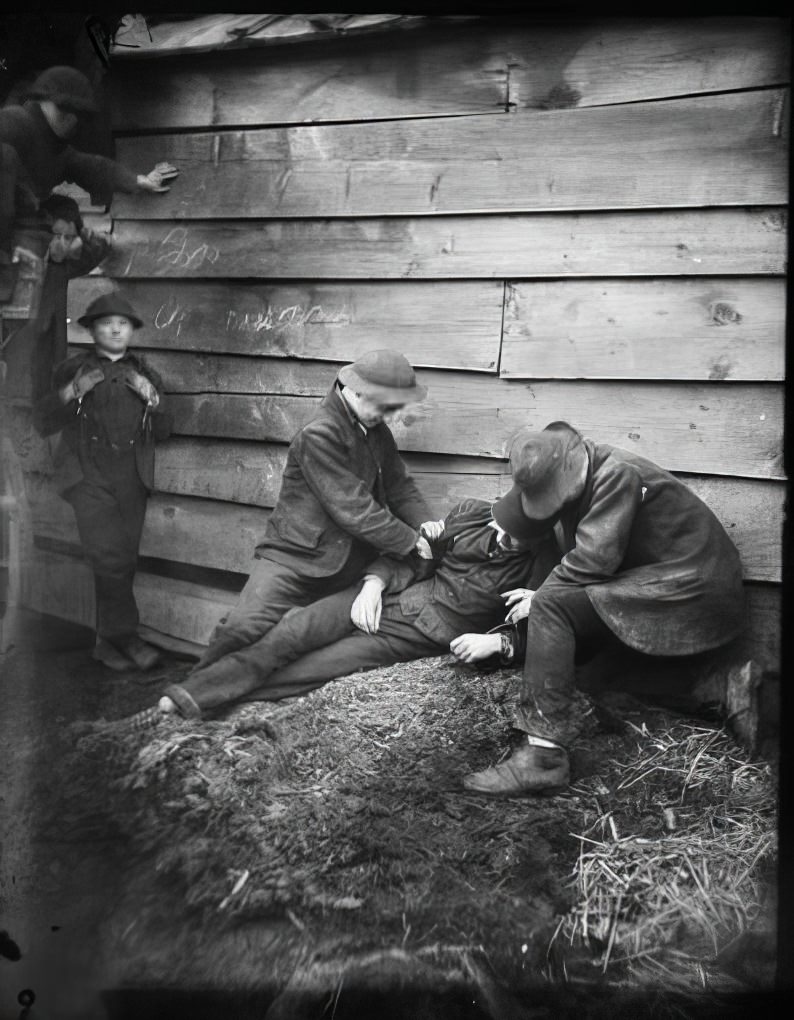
[34,292,172,672]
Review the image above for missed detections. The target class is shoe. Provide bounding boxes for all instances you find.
[117,635,162,671]
[463,743,570,797]
[93,638,136,672]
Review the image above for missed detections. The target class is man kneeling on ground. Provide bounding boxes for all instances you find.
[125,497,553,726]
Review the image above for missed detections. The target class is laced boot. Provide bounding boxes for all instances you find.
[463,741,570,797]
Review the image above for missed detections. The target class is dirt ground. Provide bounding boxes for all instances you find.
[0,610,781,1020]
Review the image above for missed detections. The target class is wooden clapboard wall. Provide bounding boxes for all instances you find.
[27,16,788,668]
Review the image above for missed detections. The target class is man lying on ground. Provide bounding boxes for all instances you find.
[124,497,554,726]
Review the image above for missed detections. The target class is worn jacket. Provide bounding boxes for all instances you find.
[33,348,172,494]
[547,439,745,655]
[370,498,536,646]
[256,384,434,577]
[0,102,140,209]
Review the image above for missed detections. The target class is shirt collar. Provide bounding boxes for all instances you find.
[335,382,368,435]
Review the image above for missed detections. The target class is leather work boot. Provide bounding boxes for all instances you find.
[117,635,162,671]
[463,742,570,797]
[93,638,136,672]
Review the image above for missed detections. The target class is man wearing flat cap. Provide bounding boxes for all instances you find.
[183,350,442,698]
[464,420,746,797]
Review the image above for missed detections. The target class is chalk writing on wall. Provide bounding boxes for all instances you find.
[156,227,220,271]
[225,305,351,333]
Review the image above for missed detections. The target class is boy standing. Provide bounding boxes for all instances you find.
[34,292,172,671]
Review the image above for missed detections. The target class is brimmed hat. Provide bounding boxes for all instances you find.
[27,66,99,114]
[492,422,586,538]
[77,293,143,329]
[338,350,426,404]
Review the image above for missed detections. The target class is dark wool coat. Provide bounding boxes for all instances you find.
[0,102,139,208]
[257,384,433,577]
[549,439,745,655]
[33,349,172,494]
[378,497,536,645]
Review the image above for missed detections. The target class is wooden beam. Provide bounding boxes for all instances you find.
[108,18,790,129]
[501,278,786,381]
[112,90,788,219]
[66,278,504,371]
[103,208,787,280]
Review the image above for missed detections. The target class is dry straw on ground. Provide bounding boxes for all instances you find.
[550,721,777,992]
[60,657,776,1000]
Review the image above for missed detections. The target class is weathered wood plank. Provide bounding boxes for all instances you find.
[112,90,788,219]
[743,585,781,675]
[104,209,788,280]
[23,446,785,583]
[147,359,783,478]
[108,18,790,129]
[20,545,95,629]
[133,568,781,659]
[66,278,504,371]
[501,278,786,381]
[138,474,782,583]
[135,572,238,646]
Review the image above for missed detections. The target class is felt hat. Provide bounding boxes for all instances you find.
[492,422,586,539]
[27,66,99,114]
[337,350,427,404]
[77,292,143,329]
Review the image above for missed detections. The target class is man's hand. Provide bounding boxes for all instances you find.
[414,534,433,560]
[351,576,385,633]
[137,162,179,193]
[450,632,502,663]
[419,519,445,542]
[502,587,535,624]
[60,364,104,403]
[124,370,160,407]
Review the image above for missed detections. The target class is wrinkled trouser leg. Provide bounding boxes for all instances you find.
[242,606,444,703]
[513,579,613,746]
[67,456,147,642]
[169,600,445,717]
[192,554,374,671]
[169,583,363,714]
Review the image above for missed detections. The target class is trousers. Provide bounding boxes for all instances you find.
[193,550,375,671]
[167,584,444,717]
[514,577,614,743]
[67,449,148,641]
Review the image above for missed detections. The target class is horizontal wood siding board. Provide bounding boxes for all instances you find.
[137,475,782,582]
[501,278,786,381]
[135,572,238,645]
[108,18,790,129]
[66,278,503,371]
[145,360,783,477]
[104,209,788,279]
[132,571,780,658]
[112,90,788,219]
[22,435,782,580]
